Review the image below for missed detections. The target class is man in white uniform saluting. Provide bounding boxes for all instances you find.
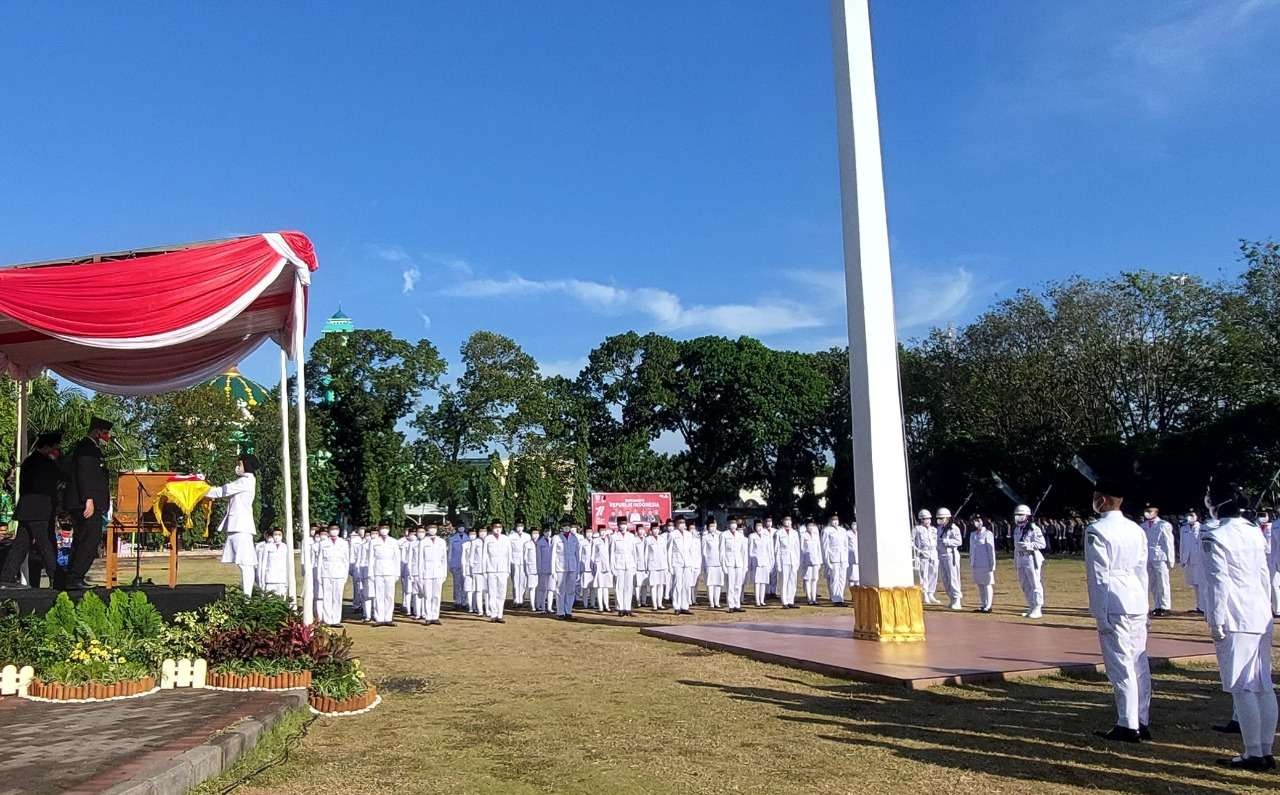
[207,454,262,596]
[1084,470,1152,744]
[1200,493,1277,771]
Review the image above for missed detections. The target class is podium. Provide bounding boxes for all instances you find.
[107,471,181,589]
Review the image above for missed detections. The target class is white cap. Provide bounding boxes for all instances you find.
[1013,504,1031,517]
[917,509,932,520]
[935,507,952,519]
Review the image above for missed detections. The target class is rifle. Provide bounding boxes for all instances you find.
[1250,466,1280,515]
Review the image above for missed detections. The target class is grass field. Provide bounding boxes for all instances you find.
[104,553,1276,794]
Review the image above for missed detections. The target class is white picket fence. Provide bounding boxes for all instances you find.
[0,664,35,696]
[160,658,208,689]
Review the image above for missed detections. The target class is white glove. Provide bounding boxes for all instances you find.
[1210,625,1227,642]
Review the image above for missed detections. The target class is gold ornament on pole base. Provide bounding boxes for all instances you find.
[851,585,926,642]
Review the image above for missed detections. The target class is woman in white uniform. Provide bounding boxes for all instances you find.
[207,455,260,595]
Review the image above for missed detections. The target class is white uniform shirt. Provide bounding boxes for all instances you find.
[845,526,859,565]
[466,537,485,577]
[1200,516,1272,634]
[645,535,668,572]
[749,531,774,571]
[1142,518,1175,566]
[1084,511,1148,619]
[821,524,849,568]
[536,536,553,575]
[509,531,531,569]
[317,535,351,580]
[703,531,724,568]
[936,524,962,556]
[448,532,466,569]
[911,524,937,561]
[800,530,822,568]
[417,535,448,581]
[611,532,639,571]
[1178,521,1203,582]
[551,532,581,573]
[206,473,257,536]
[368,535,400,577]
[592,534,612,574]
[969,528,996,574]
[721,529,748,570]
[484,533,511,574]
[259,539,290,585]
[774,529,801,570]
[1013,522,1046,569]
[523,536,540,575]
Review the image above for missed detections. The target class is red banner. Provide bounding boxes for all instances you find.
[590,492,672,528]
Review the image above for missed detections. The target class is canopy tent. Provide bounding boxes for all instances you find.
[0,231,319,622]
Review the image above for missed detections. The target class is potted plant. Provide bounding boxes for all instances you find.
[308,658,379,715]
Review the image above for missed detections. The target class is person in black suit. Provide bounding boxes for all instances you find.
[64,417,113,589]
[0,431,67,589]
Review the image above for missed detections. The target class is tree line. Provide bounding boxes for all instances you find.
[3,239,1278,532]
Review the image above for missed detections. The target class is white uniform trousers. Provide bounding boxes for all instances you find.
[513,564,528,606]
[486,573,509,619]
[1147,562,1171,611]
[401,573,412,612]
[263,581,287,597]
[725,567,745,609]
[408,576,422,617]
[939,552,961,605]
[918,557,939,602]
[536,574,552,611]
[753,570,770,606]
[319,577,345,626]
[372,574,396,623]
[555,571,576,616]
[1216,627,1277,758]
[671,568,691,611]
[683,566,699,607]
[1097,613,1151,730]
[802,564,820,603]
[616,568,636,612]
[779,566,798,606]
[419,577,443,621]
[351,568,367,612]
[1017,564,1043,611]
[826,565,848,604]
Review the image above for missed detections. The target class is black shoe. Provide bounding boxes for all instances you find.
[497,618,506,624]
[64,578,90,590]
[1095,726,1141,743]
[1217,755,1271,770]
[1212,720,1241,734]
[0,581,29,590]
[1138,724,1152,741]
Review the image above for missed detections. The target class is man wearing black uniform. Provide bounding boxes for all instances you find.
[0,431,67,589]
[65,417,113,589]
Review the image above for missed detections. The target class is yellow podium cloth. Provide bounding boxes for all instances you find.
[152,480,213,535]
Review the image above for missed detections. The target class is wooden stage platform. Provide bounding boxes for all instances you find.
[641,611,1218,689]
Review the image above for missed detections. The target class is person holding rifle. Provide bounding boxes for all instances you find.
[64,417,113,590]
[0,431,66,590]
[1013,504,1046,619]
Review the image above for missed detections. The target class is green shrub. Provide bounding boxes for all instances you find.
[310,658,368,701]
[0,600,44,668]
[213,657,310,676]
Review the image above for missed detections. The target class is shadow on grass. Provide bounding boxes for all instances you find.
[676,673,1253,794]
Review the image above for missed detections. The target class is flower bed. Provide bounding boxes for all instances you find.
[26,674,157,702]
[309,684,380,716]
[206,668,311,691]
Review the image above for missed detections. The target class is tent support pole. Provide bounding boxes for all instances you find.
[292,284,314,625]
[12,377,28,513]
[279,348,296,606]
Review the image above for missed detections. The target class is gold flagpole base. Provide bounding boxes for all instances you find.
[852,585,926,642]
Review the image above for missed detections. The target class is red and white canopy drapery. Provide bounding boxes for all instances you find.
[0,231,316,393]
[1,230,318,621]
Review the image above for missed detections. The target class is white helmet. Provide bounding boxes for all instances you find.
[917,509,932,521]
[1013,504,1031,520]
[935,507,952,520]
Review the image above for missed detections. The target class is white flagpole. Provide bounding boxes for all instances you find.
[831,0,914,589]
[292,283,315,624]
[279,347,297,606]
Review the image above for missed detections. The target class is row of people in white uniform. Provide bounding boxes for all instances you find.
[439,517,861,618]
[1084,478,1275,772]
[912,506,1045,617]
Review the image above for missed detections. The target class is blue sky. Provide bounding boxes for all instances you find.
[2,1,1278,389]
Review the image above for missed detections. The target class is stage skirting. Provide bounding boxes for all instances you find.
[5,584,226,620]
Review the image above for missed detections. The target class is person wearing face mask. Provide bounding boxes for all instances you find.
[702,520,726,609]
[207,454,262,596]
[969,515,996,613]
[1141,504,1175,617]
[634,524,651,608]
[774,519,802,608]
[448,524,468,608]
[912,510,939,605]
[1178,509,1205,615]
[258,528,290,597]
[591,525,614,612]
[760,517,779,599]
[845,518,860,589]
[577,527,596,608]
[551,523,581,619]
[417,524,447,625]
[750,521,775,607]
[610,524,639,616]
[316,524,350,627]
[368,524,400,626]
[509,523,531,607]
[521,526,540,608]
[645,524,669,610]
[535,527,554,612]
[1200,493,1278,771]
[400,528,419,616]
[63,417,114,589]
[935,508,963,610]
[463,528,485,615]
[484,522,512,622]
[406,525,428,619]
[667,521,695,615]
[821,515,850,606]
[1085,474,1152,744]
[1013,504,1046,619]
[721,520,749,612]
[0,432,67,590]
[347,527,369,619]
[801,522,823,605]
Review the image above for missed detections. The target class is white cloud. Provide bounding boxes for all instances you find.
[402,267,421,294]
[441,275,825,337]
[423,253,475,277]
[417,310,432,330]
[371,244,411,263]
[892,266,977,332]
[536,357,588,380]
